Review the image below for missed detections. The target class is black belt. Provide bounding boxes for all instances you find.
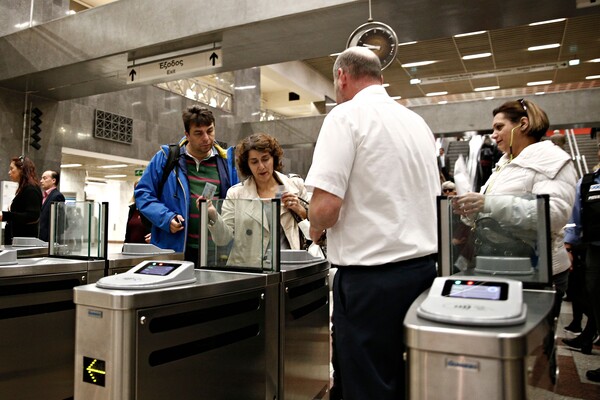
[332,253,436,270]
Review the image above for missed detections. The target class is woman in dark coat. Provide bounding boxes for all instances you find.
[0,156,42,244]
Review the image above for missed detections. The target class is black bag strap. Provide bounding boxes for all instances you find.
[157,143,181,199]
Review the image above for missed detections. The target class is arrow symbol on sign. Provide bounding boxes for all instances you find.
[129,69,137,82]
[86,359,105,383]
[210,52,218,66]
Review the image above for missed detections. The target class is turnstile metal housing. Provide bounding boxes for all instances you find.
[404,289,556,400]
[0,257,89,400]
[74,270,279,400]
[279,261,330,400]
[74,257,330,400]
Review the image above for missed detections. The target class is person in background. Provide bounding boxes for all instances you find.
[475,134,500,191]
[136,106,232,264]
[438,147,451,181]
[38,170,65,242]
[0,156,43,244]
[124,180,150,245]
[562,142,600,373]
[442,180,456,196]
[206,133,308,266]
[453,98,577,323]
[306,47,439,400]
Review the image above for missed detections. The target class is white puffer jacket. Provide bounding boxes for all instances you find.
[480,140,578,275]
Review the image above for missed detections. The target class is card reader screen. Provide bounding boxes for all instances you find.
[135,262,180,276]
[442,280,508,301]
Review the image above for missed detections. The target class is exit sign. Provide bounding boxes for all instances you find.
[135,169,144,177]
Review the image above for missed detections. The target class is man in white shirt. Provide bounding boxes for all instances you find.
[306,47,440,400]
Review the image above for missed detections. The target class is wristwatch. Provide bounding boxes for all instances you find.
[347,21,399,70]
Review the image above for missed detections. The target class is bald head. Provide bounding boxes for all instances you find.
[333,47,383,103]
[333,46,382,81]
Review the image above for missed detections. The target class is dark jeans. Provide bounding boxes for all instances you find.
[332,255,437,400]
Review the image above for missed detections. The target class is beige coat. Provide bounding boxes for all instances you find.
[208,171,308,267]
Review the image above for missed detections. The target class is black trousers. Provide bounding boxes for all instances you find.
[332,255,437,400]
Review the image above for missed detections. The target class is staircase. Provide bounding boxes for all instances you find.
[566,134,599,176]
[446,141,470,176]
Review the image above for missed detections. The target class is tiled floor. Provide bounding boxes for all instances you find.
[537,301,600,399]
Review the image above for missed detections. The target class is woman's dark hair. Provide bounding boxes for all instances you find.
[236,133,284,178]
[492,99,549,141]
[11,156,39,195]
[182,106,215,133]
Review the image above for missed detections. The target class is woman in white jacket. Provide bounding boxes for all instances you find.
[454,98,578,320]
[205,133,308,267]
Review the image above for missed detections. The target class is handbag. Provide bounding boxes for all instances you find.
[473,217,535,258]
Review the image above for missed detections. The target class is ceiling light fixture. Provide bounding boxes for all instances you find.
[382,83,390,87]
[409,78,421,85]
[527,80,552,86]
[438,100,448,104]
[529,18,566,26]
[589,58,600,63]
[535,92,545,95]
[401,60,436,68]
[390,96,402,100]
[98,164,128,169]
[104,175,127,179]
[586,75,600,80]
[474,86,500,91]
[462,52,492,60]
[397,41,417,46]
[426,91,448,96]
[60,163,82,168]
[484,96,494,100]
[234,85,256,90]
[568,58,580,66]
[454,31,486,38]
[527,43,560,51]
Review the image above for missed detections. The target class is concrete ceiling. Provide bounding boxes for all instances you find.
[3,0,600,182]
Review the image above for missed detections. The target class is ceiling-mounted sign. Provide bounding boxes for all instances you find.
[127,49,222,84]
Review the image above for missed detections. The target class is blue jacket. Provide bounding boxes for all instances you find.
[135,137,231,252]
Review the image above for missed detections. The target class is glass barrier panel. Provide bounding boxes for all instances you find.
[199,198,280,273]
[438,194,551,288]
[50,201,107,258]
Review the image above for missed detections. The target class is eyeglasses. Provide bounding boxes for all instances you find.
[517,98,527,112]
[442,188,454,193]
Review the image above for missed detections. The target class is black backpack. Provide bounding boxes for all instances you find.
[139,143,181,231]
[157,143,182,199]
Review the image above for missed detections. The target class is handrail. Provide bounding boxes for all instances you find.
[565,129,586,177]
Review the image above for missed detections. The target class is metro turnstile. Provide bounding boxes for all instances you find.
[74,257,330,399]
[75,270,280,399]
[0,257,89,400]
[404,289,556,400]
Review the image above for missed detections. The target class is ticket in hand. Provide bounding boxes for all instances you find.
[202,183,217,199]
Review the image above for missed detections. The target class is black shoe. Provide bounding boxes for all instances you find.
[586,368,600,382]
[562,337,592,355]
[563,323,582,336]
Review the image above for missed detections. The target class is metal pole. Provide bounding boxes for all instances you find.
[568,129,584,177]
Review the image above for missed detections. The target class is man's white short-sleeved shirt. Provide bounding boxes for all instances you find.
[306,85,440,266]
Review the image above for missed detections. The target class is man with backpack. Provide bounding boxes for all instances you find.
[135,106,232,264]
